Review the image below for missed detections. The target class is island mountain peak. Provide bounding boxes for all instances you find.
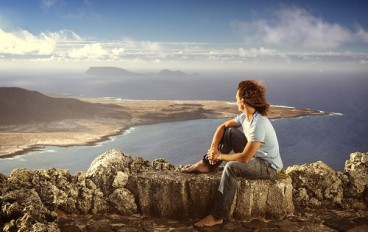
[85,67,138,77]
[84,67,197,78]
[158,69,187,77]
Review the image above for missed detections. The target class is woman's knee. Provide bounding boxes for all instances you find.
[222,127,239,144]
[224,161,241,176]
[223,127,237,137]
[219,127,237,154]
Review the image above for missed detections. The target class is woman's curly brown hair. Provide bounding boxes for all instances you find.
[238,80,270,116]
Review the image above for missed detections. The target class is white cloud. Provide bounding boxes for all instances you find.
[68,43,107,59]
[231,7,356,50]
[111,48,125,57]
[238,47,277,57]
[48,29,82,42]
[119,40,163,53]
[141,41,161,52]
[355,25,368,43]
[0,28,85,56]
[0,28,56,55]
[0,26,367,72]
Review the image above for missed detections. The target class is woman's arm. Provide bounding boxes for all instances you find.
[207,119,240,165]
[210,119,240,150]
[218,141,261,163]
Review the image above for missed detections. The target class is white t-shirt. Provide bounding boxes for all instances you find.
[235,111,283,170]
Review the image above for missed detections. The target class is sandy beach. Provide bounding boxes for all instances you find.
[0,97,328,158]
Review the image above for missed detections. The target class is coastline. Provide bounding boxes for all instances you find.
[0,98,330,159]
[0,125,132,160]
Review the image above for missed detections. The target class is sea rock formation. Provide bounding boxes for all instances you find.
[0,150,367,232]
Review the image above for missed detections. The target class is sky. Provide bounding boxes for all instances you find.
[0,0,368,73]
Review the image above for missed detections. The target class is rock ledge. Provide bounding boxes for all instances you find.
[0,150,367,232]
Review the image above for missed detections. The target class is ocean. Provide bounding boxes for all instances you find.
[0,70,367,175]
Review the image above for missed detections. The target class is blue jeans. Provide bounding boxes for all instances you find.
[203,127,277,219]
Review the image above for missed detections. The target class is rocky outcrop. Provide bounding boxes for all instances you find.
[84,149,293,220]
[286,152,368,210]
[344,152,368,203]
[127,170,294,221]
[0,150,367,231]
[1,169,65,231]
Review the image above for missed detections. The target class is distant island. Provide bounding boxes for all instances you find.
[0,87,329,158]
[85,67,199,78]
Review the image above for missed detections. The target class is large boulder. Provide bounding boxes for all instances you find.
[344,152,368,197]
[342,152,368,208]
[109,188,137,215]
[286,161,343,209]
[85,149,153,215]
[286,152,368,210]
[127,170,294,220]
[86,149,133,195]
[233,174,294,219]
[127,170,219,220]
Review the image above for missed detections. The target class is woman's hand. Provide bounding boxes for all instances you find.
[207,147,221,165]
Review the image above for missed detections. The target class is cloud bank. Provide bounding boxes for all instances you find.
[231,7,367,50]
[0,7,367,72]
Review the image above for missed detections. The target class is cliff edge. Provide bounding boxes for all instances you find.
[0,151,367,232]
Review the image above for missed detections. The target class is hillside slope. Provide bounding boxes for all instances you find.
[0,87,129,125]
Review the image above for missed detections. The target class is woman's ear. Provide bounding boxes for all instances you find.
[241,98,246,106]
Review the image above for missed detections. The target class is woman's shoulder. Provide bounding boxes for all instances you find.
[235,113,246,123]
[254,112,270,123]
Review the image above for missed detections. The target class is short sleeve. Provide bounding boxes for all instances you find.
[234,113,245,126]
[248,124,266,142]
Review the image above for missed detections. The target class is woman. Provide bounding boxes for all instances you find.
[182,80,283,227]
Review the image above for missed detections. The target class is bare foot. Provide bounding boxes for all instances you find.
[194,214,223,227]
[181,160,210,173]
